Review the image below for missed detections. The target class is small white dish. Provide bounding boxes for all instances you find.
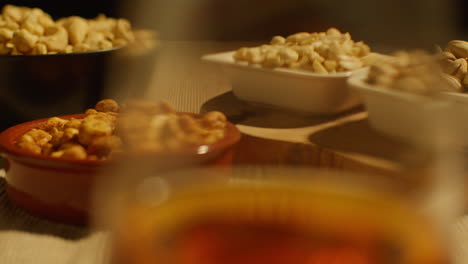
[202,51,363,115]
[348,71,460,148]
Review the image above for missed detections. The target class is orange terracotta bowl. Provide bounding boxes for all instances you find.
[0,114,241,225]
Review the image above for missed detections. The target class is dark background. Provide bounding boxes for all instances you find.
[2,0,467,47]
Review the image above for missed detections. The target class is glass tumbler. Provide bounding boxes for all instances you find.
[92,166,451,264]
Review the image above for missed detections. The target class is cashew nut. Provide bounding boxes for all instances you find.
[11,29,38,53]
[2,5,25,22]
[32,42,47,55]
[114,18,134,43]
[0,28,13,42]
[62,16,89,45]
[41,25,68,52]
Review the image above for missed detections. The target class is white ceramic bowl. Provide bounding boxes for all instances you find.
[348,71,460,148]
[202,51,363,115]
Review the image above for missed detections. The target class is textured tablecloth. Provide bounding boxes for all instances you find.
[1,167,468,264]
[0,171,108,264]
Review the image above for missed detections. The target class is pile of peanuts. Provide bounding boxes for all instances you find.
[233,28,371,73]
[17,99,121,160]
[438,40,468,92]
[366,50,461,96]
[0,4,137,55]
[16,99,228,160]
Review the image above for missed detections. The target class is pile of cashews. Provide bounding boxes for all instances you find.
[0,4,138,55]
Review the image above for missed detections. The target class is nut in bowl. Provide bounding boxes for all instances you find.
[0,4,159,131]
[0,99,241,225]
[202,28,372,114]
[348,50,462,148]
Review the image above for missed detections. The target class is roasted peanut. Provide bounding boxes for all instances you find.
[17,99,227,160]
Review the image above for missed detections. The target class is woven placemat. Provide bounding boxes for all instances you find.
[0,173,110,264]
[0,169,467,264]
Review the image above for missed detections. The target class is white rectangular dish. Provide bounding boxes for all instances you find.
[348,71,462,148]
[202,51,363,115]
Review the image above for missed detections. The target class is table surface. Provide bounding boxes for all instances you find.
[1,41,468,263]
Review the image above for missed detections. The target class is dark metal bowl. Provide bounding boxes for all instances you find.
[0,46,157,131]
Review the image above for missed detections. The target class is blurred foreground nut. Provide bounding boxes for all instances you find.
[442,74,463,93]
[202,111,227,129]
[393,77,427,95]
[121,100,175,115]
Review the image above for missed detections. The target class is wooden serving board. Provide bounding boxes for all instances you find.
[142,41,445,187]
[201,92,443,187]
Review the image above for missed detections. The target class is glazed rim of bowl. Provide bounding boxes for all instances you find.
[0,113,241,168]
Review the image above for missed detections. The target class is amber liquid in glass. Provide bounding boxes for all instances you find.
[112,184,448,264]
